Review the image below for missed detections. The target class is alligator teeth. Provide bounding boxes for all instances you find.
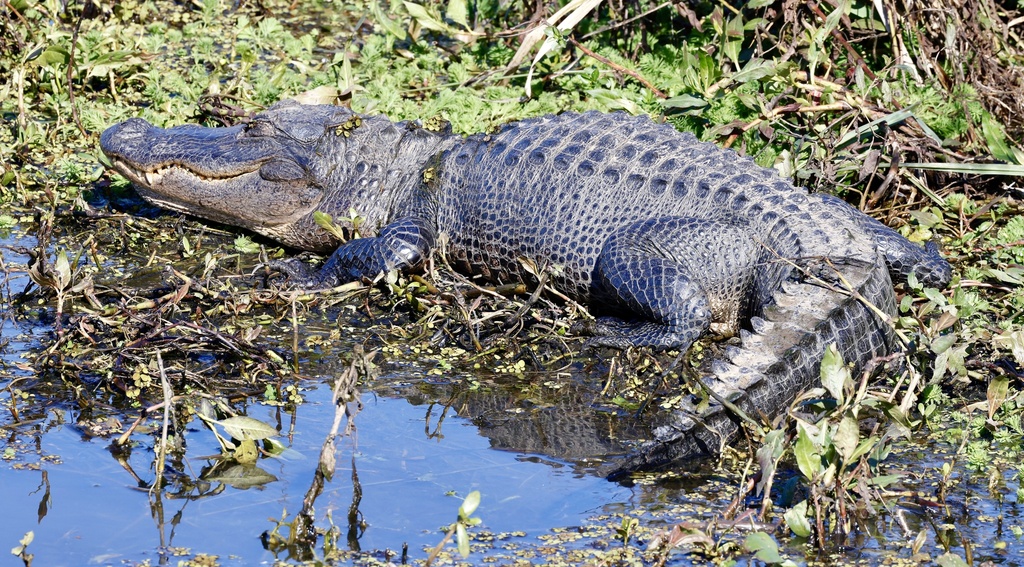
[145,171,157,185]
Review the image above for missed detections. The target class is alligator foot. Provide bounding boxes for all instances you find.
[574,317,693,350]
[263,258,338,289]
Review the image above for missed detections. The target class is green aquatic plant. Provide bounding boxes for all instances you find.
[425,490,482,564]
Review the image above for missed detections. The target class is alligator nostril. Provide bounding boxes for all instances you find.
[121,117,153,135]
[100,118,155,153]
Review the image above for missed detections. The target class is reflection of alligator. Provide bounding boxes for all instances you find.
[397,378,640,465]
[100,101,951,476]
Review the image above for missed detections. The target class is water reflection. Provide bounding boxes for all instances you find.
[0,377,636,564]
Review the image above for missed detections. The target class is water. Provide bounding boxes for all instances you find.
[0,380,637,565]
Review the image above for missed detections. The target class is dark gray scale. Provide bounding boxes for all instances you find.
[440,113,796,305]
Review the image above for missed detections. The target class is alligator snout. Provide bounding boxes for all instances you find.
[915,241,953,288]
[100,118,153,157]
[98,112,329,250]
[99,117,267,179]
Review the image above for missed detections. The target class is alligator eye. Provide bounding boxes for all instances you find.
[244,121,273,137]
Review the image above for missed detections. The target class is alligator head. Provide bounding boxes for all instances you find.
[100,100,358,251]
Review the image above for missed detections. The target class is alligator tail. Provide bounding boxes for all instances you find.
[606,251,896,480]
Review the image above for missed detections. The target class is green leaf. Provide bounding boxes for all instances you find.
[456,522,470,557]
[585,89,640,114]
[234,235,261,254]
[909,209,942,229]
[848,435,879,462]
[609,396,640,410]
[459,490,481,518]
[336,52,359,93]
[445,0,468,28]
[822,0,849,35]
[876,401,913,430]
[821,462,837,487]
[87,50,135,77]
[263,437,287,456]
[933,348,950,382]
[984,268,1024,285]
[784,500,811,537]
[755,429,785,496]
[233,438,260,464]
[313,211,347,241]
[662,94,708,111]
[935,552,970,567]
[731,58,775,84]
[988,375,1010,419]
[820,343,850,404]
[743,532,785,563]
[995,329,1024,365]
[404,1,450,32]
[368,0,407,40]
[202,463,278,488]
[923,287,947,305]
[216,416,279,441]
[795,424,821,480]
[867,473,903,488]
[981,114,1019,164]
[722,13,744,67]
[697,51,719,93]
[838,107,917,149]
[902,162,1024,175]
[32,45,70,67]
[54,250,72,291]
[834,415,860,462]
[196,398,218,421]
[930,333,957,354]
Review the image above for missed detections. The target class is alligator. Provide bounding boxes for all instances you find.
[100,100,952,477]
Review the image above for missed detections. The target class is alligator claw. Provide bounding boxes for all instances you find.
[262,258,327,289]
[573,317,695,351]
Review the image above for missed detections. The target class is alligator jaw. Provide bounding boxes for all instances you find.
[101,114,328,246]
[110,159,261,188]
[110,158,271,222]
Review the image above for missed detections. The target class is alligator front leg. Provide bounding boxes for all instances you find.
[271,217,436,288]
[584,217,761,350]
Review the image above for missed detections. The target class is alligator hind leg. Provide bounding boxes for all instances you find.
[585,217,760,350]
